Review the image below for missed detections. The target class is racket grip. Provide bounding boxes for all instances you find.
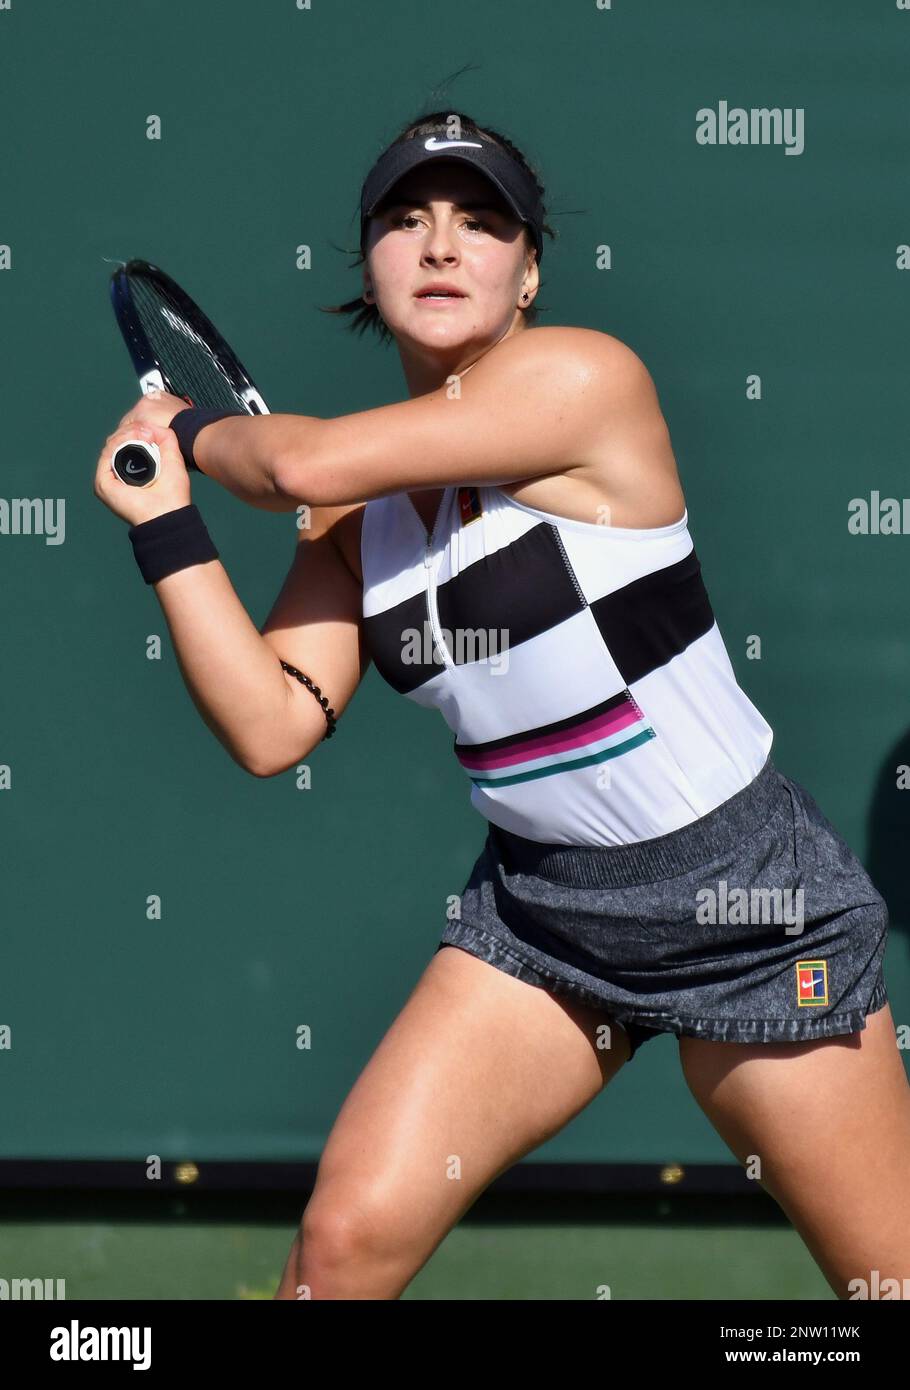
[112,439,160,488]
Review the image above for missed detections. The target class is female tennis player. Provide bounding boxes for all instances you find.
[96,110,910,1301]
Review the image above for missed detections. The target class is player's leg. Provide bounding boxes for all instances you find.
[678,1001,910,1298]
[274,943,632,1299]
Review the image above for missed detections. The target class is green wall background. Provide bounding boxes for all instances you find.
[1,0,907,1166]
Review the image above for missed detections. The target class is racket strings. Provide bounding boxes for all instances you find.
[130,275,244,412]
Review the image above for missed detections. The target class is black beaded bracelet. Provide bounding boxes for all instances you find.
[280,660,337,740]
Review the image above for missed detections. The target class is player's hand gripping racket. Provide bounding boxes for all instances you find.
[109,259,269,486]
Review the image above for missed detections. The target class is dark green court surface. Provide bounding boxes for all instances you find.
[0,1195,834,1300]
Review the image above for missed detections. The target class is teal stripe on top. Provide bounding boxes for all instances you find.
[466,728,656,787]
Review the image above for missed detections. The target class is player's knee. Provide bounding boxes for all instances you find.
[300,1187,401,1273]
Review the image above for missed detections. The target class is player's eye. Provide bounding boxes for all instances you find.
[391,213,490,232]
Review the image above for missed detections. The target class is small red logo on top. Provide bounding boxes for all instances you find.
[458,486,482,526]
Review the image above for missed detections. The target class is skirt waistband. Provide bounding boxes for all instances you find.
[489,754,786,888]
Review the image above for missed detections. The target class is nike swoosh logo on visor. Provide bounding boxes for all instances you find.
[424,137,483,151]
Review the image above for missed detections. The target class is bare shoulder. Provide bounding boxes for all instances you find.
[485,324,673,470]
[490,327,686,530]
[478,325,664,436]
[485,324,655,383]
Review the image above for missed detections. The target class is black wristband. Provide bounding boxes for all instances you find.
[169,407,243,473]
[128,504,219,585]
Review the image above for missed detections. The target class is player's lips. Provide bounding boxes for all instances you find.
[414,282,467,301]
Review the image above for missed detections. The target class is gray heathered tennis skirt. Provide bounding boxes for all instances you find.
[435,755,890,1062]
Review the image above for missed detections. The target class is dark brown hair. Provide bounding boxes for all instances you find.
[319,109,556,345]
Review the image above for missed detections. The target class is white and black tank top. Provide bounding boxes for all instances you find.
[360,482,774,846]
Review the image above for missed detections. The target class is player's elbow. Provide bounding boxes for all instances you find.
[242,740,321,779]
[274,441,339,509]
[244,755,281,779]
[242,744,292,778]
[229,742,280,778]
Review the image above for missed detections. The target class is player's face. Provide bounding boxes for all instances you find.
[363,160,537,359]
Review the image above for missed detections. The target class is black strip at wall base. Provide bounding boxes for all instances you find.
[0,1159,764,1198]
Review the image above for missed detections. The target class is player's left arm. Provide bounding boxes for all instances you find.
[260,327,659,507]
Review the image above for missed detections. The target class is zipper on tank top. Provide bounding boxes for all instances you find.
[423,488,453,669]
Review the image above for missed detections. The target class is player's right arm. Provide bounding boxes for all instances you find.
[96,420,369,776]
[252,504,369,775]
[140,503,368,777]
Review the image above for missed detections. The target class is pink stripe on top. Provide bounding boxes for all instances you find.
[457,702,644,771]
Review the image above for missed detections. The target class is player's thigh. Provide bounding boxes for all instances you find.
[678,1002,910,1296]
[305,943,631,1248]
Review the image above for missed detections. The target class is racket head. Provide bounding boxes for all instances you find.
[110,259,269,415]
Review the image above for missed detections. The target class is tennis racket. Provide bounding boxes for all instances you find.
[109,259,268,487]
